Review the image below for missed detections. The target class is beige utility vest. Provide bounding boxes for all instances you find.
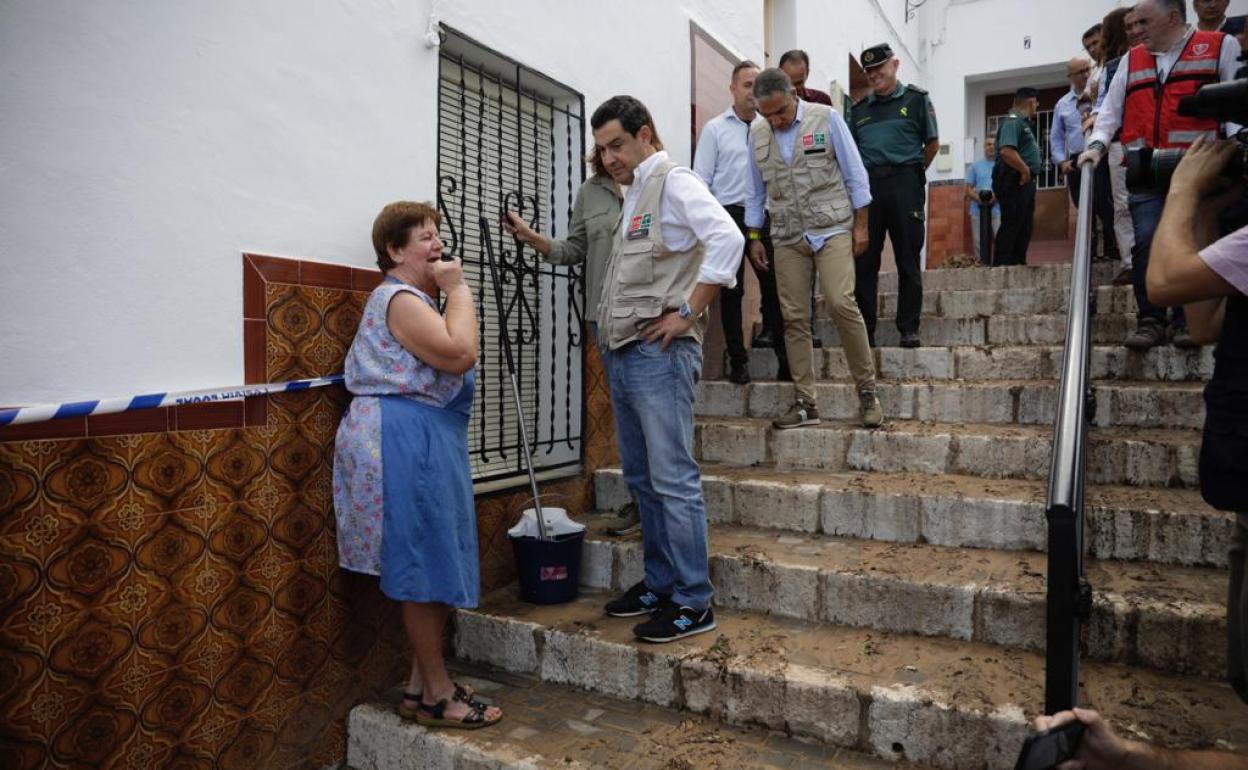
[598,159,706,350]
[751,103,854,244]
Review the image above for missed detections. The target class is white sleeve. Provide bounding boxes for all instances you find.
[1219,35,1243,137]
[1089,60,1129,147]
[662,168,744,288]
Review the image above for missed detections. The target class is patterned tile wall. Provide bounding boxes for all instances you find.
[0,253,614,769]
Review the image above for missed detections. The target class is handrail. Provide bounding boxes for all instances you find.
[1043,162,1097,714]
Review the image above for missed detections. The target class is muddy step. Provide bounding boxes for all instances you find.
[876,285,1135,319]
[693,417,1201,489]
[592,467,1234,568]
[348,669,912,770]
[815,313,1142,348]
[451,593,1248,770]
[877,261,1119,292]
[578,521,1228,677]
[696,380,1206,430]
[745,345,1215,383]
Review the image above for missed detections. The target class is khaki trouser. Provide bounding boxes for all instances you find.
[774,233,876,404]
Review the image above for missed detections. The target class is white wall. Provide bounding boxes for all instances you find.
[0,0,763,405]
[777,0,925,100]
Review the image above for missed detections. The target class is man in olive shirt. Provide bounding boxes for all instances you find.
[850,43,939,349]
[992,87,1043,267]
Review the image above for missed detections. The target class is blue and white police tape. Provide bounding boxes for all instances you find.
[0,375,346,427]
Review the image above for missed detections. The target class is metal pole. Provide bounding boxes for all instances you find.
[479,216,551,541]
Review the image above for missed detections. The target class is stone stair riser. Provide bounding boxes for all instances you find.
[696,381,1206,430]
[593,469,1233,568]
[578,537,1227,678]
[451,610,1029,770]
[694,423,1200,489]
[875,285,1135,319]
[816,314,1137,348]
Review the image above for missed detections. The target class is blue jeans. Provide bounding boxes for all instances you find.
[1129,191,1185,328]
[602,337,712,610]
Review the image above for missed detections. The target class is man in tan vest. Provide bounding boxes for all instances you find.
[745,68,883,429]
[593,96,744,643]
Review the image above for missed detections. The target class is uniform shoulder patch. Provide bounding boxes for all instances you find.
[906,84,929,95]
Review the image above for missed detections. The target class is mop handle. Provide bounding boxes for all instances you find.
[479,216,550,541]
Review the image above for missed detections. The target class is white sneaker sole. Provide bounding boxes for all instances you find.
[637,619,718,644]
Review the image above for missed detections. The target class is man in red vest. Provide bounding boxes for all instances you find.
[1080,0,1243,350]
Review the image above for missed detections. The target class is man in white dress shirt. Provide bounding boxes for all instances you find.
[694,60,788,385]
[593,95,743,643]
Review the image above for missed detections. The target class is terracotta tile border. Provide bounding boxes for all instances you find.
[0,253,381,443]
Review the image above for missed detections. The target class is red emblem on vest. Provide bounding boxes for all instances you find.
[1192,43,1210,56]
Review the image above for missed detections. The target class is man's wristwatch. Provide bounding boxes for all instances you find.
[1087,140,1106,154]
[747,230,763,241]
[678,302,694,320]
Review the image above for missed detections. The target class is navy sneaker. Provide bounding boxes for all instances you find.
[632,604,716,643]
[604,582,669,618]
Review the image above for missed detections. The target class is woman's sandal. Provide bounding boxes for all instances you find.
[397,683,477,720]
[415,687,502,730]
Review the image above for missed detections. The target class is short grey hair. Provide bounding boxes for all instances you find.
[753,67,794,100]
[1152,0,1186,21]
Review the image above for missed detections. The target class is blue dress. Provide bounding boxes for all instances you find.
[332,278,480,607]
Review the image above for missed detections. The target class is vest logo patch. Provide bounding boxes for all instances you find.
[626,212,652,240]
[802,132,828,154]
[1193,42,1210,56]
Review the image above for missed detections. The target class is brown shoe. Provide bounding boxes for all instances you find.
[1112,267,1134,286]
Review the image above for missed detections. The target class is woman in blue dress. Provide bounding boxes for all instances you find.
[333,201,502,729]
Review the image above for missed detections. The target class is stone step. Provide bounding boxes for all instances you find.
[451,593,1248,770]
[694,417,1201,489]
[577,520,1228,678]
[592,467,1234,568]
[748,345,1214,383]
[697,379,1206,430]
[878,261,1119,292]
[876,285,1135,319]
[815,313,1144,348]
[348,669,910,770]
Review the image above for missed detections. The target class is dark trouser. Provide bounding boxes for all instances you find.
[721,205,785,368]
[1231,514,1247,704]
[994,175,1036,266]
[1128,191,1184,328]
[1066,156,1117,258]
[855,166,926,337]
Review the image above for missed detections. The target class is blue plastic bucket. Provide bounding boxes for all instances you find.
[510,531,584,605]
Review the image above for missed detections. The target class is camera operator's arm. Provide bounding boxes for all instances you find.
[1035,709,1248,770]
[1147,139,1240,313]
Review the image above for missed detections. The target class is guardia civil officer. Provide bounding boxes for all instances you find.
[849,43,939,349]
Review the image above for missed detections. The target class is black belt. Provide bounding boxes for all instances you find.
[867,164,922,180]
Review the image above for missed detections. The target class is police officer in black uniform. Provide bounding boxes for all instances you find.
[850,43,939,349]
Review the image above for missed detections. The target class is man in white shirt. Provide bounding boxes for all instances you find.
[592,95,743,644]
[1080,0,1243,350]
[694,60,788,385]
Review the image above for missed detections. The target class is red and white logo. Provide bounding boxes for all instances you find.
[540,566,568,581]
[802,134,815,148]
[1193,43,1210,56]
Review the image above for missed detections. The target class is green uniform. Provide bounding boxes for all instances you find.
[992,110,1041,266]
[995,110,1042,174]
[849,83,937,342]
[849,83,938,169]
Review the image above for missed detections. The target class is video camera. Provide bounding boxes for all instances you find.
[1125,51,1248,192]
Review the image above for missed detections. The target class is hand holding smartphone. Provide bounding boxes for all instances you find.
[1014,719,1085,770]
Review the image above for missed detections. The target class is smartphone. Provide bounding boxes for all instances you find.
[1014,720,1085,770]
